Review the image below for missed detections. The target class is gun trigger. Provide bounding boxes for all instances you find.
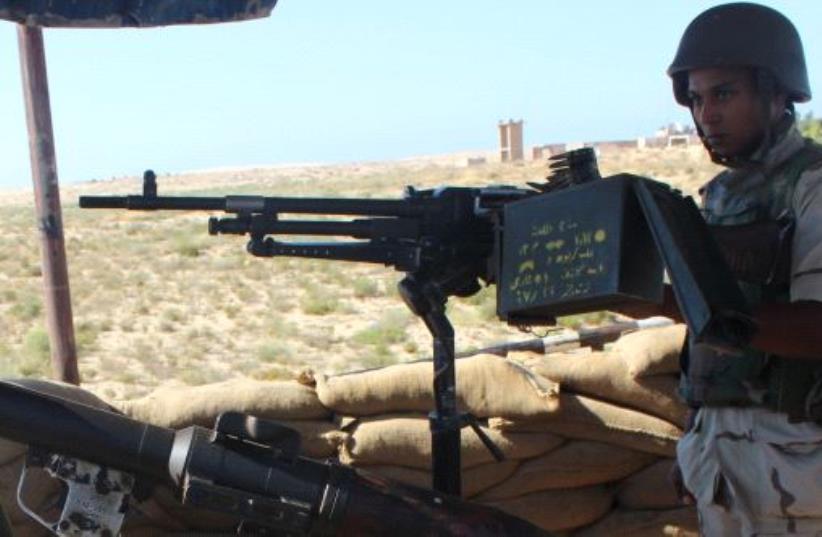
[18,450,134,537]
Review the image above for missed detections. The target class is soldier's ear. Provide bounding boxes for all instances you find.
[769,93,789,123]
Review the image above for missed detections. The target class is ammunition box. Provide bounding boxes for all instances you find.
[497,174,663,324]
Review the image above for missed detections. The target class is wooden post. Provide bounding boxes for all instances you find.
[17,25,80,385]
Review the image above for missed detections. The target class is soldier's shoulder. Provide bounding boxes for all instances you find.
[698,168,733,198]
[801,139,822,172]
[792,142,822,210]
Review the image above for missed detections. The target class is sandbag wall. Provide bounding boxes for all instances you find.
[0,324,698,536]
[309,323,698,535]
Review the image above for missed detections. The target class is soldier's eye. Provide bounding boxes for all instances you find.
[716,89,734,100]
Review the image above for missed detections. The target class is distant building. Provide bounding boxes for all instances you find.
[499,120,524,162]
[531,143,566,160]
[529,122,700,161]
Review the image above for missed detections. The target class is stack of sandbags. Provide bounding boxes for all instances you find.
[488,323,697,535]
[118,377,345,459]
[312,354,564,499]
[510,323,688,427]
[309,346,685,534]
[0,323,698,535]
[306,325,696,534]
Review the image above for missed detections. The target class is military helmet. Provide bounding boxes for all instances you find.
[668,2,810,105]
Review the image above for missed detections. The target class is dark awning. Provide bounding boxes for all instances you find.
[0,0,278,28]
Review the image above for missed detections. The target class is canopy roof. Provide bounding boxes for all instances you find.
[0,0,277,28]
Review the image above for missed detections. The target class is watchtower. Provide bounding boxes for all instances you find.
[498,119,524,162]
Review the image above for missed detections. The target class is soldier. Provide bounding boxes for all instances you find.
[664,3,822,535]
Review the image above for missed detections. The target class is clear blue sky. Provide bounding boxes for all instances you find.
[1,1,820,189]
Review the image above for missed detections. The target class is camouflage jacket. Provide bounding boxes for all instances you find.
[681,118,822,419]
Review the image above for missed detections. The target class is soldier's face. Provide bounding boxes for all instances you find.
[686,67,770,158]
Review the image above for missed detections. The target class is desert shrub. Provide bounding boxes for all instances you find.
[300,286,340,315]
[557,311,617,329]
[172,232,208,258]
[179,365,223,386]
[799,112,822,142]
[19,327,51,377]
[0,289,16,302]
[460,286,497,321]
[256,342,293,363]
[75,321,101,353]
[9,294,42,321]
[161,308,184,324]
[352,309,409,347]
[0,343,16,377]
[115,370,140,384]
[359,344,399,370]
[352,277,381,298]
[251,366,292,381]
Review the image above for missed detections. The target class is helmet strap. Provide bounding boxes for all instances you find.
[755,69,778,155]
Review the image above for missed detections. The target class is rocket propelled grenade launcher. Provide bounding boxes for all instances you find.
[1,380,551,537]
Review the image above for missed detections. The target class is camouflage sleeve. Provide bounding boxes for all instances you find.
[790,164,822,302]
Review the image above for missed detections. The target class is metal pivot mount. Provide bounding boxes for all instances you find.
[398,275,503,496]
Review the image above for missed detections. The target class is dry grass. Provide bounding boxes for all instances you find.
[0,146,719,401]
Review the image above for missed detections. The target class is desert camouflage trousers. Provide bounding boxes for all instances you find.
[677,406,822,536]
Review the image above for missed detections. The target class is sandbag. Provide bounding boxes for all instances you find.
[478,440,656,500]
[572,507,698,536]
[313,354,559,418]
[118,378,331,428]
[611,324,687,378]
[363,459,521,498]
[489,394,682,456]
[484,485,614,532]
[517,350,687,427]
[340,413,563,469]
[616,458,682,510]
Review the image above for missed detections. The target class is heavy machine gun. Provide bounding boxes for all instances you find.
[80,169,528,497]
[78,149,755,497]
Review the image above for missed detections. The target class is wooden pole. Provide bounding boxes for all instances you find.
[17,25,80,385]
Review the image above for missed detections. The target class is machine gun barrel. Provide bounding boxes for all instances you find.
[79,193,437,217]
